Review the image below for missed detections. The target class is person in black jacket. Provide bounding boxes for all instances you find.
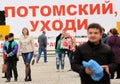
[71,23,117,84]
[3,33,19,82]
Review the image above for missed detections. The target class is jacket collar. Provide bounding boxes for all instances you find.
[87,41,101,49]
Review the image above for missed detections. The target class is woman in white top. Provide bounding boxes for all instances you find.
[18,27,36,81]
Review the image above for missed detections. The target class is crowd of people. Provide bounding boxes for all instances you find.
[1,23,120,84]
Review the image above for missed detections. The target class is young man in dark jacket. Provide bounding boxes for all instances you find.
[71,23,117,84]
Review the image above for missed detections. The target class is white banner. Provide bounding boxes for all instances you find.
[0,0,120,51]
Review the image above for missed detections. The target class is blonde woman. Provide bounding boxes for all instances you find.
[18,27,36,81]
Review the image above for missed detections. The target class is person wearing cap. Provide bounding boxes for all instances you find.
[71,23,117,84]
[3,33,18,82]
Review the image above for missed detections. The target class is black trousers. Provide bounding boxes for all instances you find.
[6,61,18,80]
[116,64,120,78]
[81,79,110,84]
[111,64,120,79]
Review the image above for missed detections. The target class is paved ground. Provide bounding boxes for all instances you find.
[0,55,120,84]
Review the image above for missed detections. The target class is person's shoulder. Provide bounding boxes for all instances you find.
[42,34,47,38]
[29,36,35,40]
[116,36,120,43]
[106,36,115,41]
[12,40,18,46]
[4,41,9,45]
[39,34,43,37]
[77,42,87,49]
[19,35,28,41]
[118,35,120,39]
[19,35,23,39]
[102,43,111,50]
[109,35,117,39]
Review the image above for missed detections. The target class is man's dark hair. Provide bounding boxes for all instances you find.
[102,27,105,32]
[87,23,102,33]
[8,33,14,38]
[43,31,46,34]
[5,35,9,40]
